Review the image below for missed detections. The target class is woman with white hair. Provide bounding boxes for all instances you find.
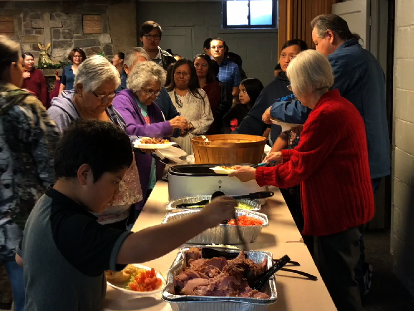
[230,50,374,311]
[49,55,142,230]
[113,61,188,216]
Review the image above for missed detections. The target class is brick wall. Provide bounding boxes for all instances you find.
[393,0,414,297]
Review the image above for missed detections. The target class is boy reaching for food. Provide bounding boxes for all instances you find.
[16,120,237,311]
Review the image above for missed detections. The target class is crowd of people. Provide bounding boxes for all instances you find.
[0,14,390,311]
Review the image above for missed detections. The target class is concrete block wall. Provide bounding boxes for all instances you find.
[393,0,414,297]
[137,1,278,86]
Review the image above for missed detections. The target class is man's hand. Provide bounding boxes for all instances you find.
[23,71,31,79]
[170,116,189,130]
[229,166,256,182]
[263,151,283,165]
[262,107,273,124]
[200,196,238,227]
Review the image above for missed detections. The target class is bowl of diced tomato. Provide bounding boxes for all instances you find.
[106,264,165,295]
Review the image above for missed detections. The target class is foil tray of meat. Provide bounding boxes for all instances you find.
[162,210,268,245]
[166,195,261,211]
[162,246,277,311]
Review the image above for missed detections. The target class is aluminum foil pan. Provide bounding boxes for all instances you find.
[162,246,277,311]
[162,210,268,245]
[167,195,261,211]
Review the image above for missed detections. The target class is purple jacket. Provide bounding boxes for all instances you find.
[113,89,173,200]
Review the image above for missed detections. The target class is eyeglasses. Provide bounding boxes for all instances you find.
[211,45,224,50]
[280,53,297,60]
[143,34,161,40]
[142,88,161,97]
[91,91,116,104]
[174,71,190,77]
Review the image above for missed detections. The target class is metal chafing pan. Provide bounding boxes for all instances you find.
[167,195,262,211]
[162,210,268,245]
[162,246,277,311]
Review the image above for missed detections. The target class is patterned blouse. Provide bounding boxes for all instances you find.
[168,88,214,154]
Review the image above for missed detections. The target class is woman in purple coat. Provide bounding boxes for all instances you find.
[113,61,188,217]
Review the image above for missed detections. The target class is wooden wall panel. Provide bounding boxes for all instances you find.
[278,0,340,54]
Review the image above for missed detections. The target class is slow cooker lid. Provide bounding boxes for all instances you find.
[168,164,252,176]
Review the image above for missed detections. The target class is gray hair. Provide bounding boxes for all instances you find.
[286,49,334,97]
[124,47,150,69]
[311,14,361,41]
[75,55,120,92]
[128,61,166,93]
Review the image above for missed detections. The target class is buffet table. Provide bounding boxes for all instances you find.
[103,181,338,311]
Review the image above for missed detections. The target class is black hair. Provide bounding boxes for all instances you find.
[210,37,229,57]
[0,35,20,79]
[227,51,247,80]
[54,120,133,182]
[311,14,361,42]
[227,52,242,67]
[203,38,212,50]
[115,52,125,60]
[140,21,163,38]
[193,53,217,84]
[281,39,308,52]
[22,52,34,59]
[68,48,86,62]
[240,78,264,107]
[166,59,204,100]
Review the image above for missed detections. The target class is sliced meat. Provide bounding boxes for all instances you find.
[180,278,210,295]
[175,248,270,299]
[204,257,227,270]
[186,247,203,263]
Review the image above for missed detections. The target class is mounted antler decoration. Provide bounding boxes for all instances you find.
[37,43,54,68]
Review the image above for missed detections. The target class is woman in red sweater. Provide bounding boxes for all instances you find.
[231,50,374,311]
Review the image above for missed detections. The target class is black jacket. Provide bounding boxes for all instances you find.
[235,72,292,136]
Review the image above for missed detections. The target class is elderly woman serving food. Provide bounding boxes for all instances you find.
[112,61,188,214]
[49,55,142,229]
[230,50,374,311]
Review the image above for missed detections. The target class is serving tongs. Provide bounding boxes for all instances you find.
[200,248,318,282]
[175,191,274,209]
[250,255,291,290]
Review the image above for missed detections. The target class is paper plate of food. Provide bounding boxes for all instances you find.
[270,118,302,132]
[133,137,176,150]
[106,264,166,295]
[209,165,242,175]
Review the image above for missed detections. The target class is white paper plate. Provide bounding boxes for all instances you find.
[133,139,176,150]
[270,118,302,132]
[209,166,240,175]
[107,264,166,295]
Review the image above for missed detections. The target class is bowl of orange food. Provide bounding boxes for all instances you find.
[106,264,165,295]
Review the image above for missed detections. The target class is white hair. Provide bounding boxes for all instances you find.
[286,49,334,97]
[124,47,150,69]
[75,55,120,92]
[128,61,166,93]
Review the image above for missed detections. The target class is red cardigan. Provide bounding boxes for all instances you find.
[22,68,49,109]
[256,90,375,236]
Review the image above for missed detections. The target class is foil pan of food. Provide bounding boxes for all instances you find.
[162,210,268,245]
[167,195,261,212]
[162,246,277,311]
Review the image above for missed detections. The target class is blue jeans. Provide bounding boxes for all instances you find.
[4,260,25,311]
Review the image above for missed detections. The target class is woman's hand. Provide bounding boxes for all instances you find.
[170,116,189,130]
[262,107,273,125]
[228,166,256,182]
[22,71,30,79]
[264,151,283,165]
